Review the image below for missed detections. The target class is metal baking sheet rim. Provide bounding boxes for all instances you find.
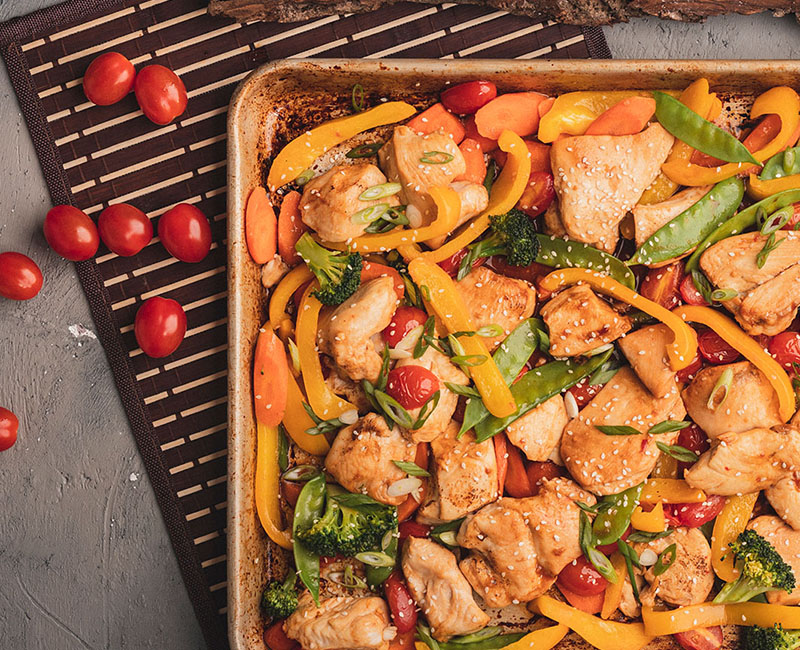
[227,58,800,650]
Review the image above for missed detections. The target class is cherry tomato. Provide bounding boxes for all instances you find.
[697,329,740,364]
[384,571,417,633]
[134,296,187,358]
[597,526,631,555]
[280,479,303,508]
[263,621,299,650]
[390,631,416,650]
[665,495,725,529]
[440,80,497,115]
[98,203,153,257]
[679,273,709,306]
[0,407,19,451]
[437,247,485,277]
[134,64,188,125]
[83,52,135,106]
[0,252,43,300]
[639,262,683,310]
[673,626,723,650]
[526,461,562,496]
[517,172,555,219]
[386,366,439,409]
[383,306,428,348]
[781,204,800,231]
[676,353,703,384]
[43,205,99,261]
[398,520,431,542]
[488,256,551,285]
[157,203,212,263]
[557,556,608,596]
[768,332,800,370]
[567,377,601,408]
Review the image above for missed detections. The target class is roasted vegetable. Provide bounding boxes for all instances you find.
[744,624,800,650]
[261,571,299,619]
[464,208,539,275]
[295,233,362,305]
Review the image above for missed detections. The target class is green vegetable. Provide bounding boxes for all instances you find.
[713,529,796,603]
[359,182,401,201]
[627,529,673,543]
[648,420,690,434]
[596,425,641,436]
[420,151,455,164]
[366,527,398,587]
[757,232,784,269]
[744,624,800,650]
[579,511,618,584]
[277,426,289,473]
[392,460,430,477]
[592,483,643,546]
[535,234,635,289]
[653,91,760,165]
[292,473,326,604]
[438,633,527,650]
[616,539,642,603]
[261,571,299,619]
[483,158,498,194]
[629,177,744,266]
[295,233,363,306]
[656,442,699,463]
[653,543,677,576]
[760,145,800,180]
[431,518,464,549]
[346,142,383,159]
[761,206,794,234]
[352,83,365,112]
[461,209,539,277]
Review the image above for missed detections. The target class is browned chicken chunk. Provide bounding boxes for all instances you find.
[618,324,679,398]
[632,185,712,250]
[542,203,567,238]
[505,395,569,461]
[401,537,489,641]
[541,284,631,358]
[747,515,800,605]
[766,474,800,531]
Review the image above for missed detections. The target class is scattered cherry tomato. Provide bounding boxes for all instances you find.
[437,247,485,277]
[781,204,800,231]
[440,80,497,115]
[504,443,533,497]
[398,520,431,542]
[43,205,99,261]
[557,556,608,596]
[665,495,725,528]
[0,407,19,451]
[0,252,43,300]
[98,203,153,257]
[768,332,800,370]
[386,365,439,409]
[676,352,703,384]
[157,203,212,263]
[134,64,188,125]
[526,460,562,496]
[639,262,683,310]
[390,631,416,650]
[383,306,428,348]
[263,621,299,650]
[517,171,555,218]
[673,626,723,650]
[83,52,135,106]
[697,329,740,364]
[487,256,551,285]
[567,377,601,408]
[679,273,709,306]
[134,296,187,358]
[384,571,418,633]
[597,526,631,555]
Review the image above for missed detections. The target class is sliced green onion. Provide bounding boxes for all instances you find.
[757,231,785,269]
[392,460,431,477]
[627,529,673,543]
[785,149,797,174]
[354,551,395,567]
[381,529,395,551]
[437,531,458,547]
[359,182,402,201]
[653,543,677,576]
[278,426,289,473]
[586,342,614,356]
[448,628,504,644]
[596,425,642,436]
[450,355,487,367]
[374,390,415,429]
[351,83,365,113]
[282,465,321,482]
[656,442,699,463]
[761,206,793,235]
[420,151,454,165]
[444,382,480,398]
[707,367,733,411]
[648,420,690,434]
[710,288,739,302]
[476,324,504,338]
[351,203,390,224]
[346,142,383,159]
[295,169,314,186]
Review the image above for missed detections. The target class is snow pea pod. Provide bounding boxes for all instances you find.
[535,234,635,289]
[293,474,326,604]
[629,177,743,266]
[760,145,800,180]
[685,188,800,271]
[592,483,643,546]
[438,633,527,650]
[474,350,612,442]
[366,526,397,587]
[654,92,760,165]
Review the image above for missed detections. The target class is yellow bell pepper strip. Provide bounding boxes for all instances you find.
[253,325,289,426]
[283,371,329,455]
[711,493,759,582]
[651,452,679,479]
[255,422,292,549]
[502,624,569,650]
[423,130,531,264]
[673,305,795,421]
[530,595,654,650]
[267,101,417,190]
[640,478,707,504]
[295,283,355,419]
[538,268,697,371]
[661,85,800,186]
[642,601,800,635]
[747,171,800,199]
[408,257,516,418]
[268,264,313,331]
[600,553,629,620]
[631,502,667,533]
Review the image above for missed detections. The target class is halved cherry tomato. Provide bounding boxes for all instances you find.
[567,377,601,408]
[677,423,710,459]
[494,433,508,493]
[768,332,800,370]
[517,172,555,219]
[639,262,683,310]
[389,631,416,650]
[383,306,428,348]
[0,252,43,300]
[673,626,723,650]
[665,496,725,529]
[781,204,800,231]
[676,353,703,384]
[557,582,605,614]
[597,526,630,555]
[441,80,497,115]
[384,571,418,633]
[504,443,532,497]
[526,460,562,496]
[98,203,153,256]
[44,205,99,261]
[557,555,608,596]
[463,114,497,152]
[679,274,709,306]
[134,296,187,358]
[437,247,486,277]
[134,64,188,125]
[398,520,431,542]
[386,366,439,409]
[0,406,19,451]
[263,621,299,650]
[83,52,135,106]
[158,203,212,263]
[697,329,740,364]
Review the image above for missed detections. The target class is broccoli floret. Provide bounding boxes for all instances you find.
[294,488,397,558]
[713,529,796,603]
[261,571,298,619]
[744,625,800,650]
[470,208,539,267]
[295,233,362,306]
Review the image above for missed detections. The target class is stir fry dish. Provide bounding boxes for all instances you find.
[249,78,800,650]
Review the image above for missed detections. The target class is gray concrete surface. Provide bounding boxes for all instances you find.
[0,2,798,649]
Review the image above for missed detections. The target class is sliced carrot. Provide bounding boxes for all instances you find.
[493,433,508,494]
[253,326,288,426]
[277,190,306,266]
[557,584,605,615]
[245,186,277,265]
[538,96,556,119]
[584,96,656,136]
[361,261,405,299]
[474,92,548,140]
[693,113,784,167]
[454,138,486,184]
[398,443,428,521]
[504,443,532,497]
[492,141,551,173]
[464,114,498,152]
[407,102,466,143]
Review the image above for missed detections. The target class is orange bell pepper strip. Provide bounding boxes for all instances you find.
[584,96,656,136]
[245,187,278,264]
[538,268,697,371]
[361,261,405,299]
[711,493,759,582]
[673,305,795,421]
[253,325,288,426]
[407,102,466,143]
[277,190,306,266]
[268,264,314,330]
[631,502,667,533]
[255,422,292,549]
[407,257,516,418]
[530,595,654,650]
[424,130,531,264]
[642,601,800,635]
[267,101,417,190]
[501,624,568,650]
[558,584,605,615]
[600,553,628,620]
[747,171,800,200]
[283,371,329,456]
[640,478,707,504]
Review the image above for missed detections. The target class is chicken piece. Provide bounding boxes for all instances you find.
[766,475,800,531]
[285,592,395,650]
[681,361,783,439]
[747,515,800,605]
[551,124,674,253]
[542,202,568,238]
[299,164,400,242]
[561,367,686,496]
[684,424,800,495]
[540,284,631,358]
[325,413,417,506]
[632,185,712,248]
[455,266,536,352]
[505,395,569,462]
[425,180,490,248]
[618,324,678,398]
[418,421,498,523]
[394,347,468,443]
[323,359,372,413]
[700,231,800,335]
[401,537,489,641]
[261,254,289,289]
[457,478,595,607]
[619,573,644,618]
[318,277,398,384]
[635,527,714,608]
[379,126,465,228]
